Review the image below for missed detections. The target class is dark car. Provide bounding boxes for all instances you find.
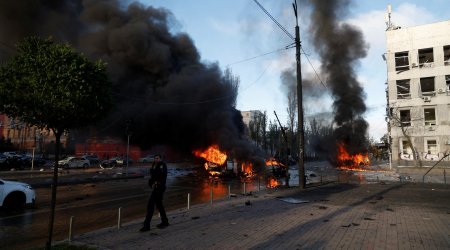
[101,157,133,169]
[100,157,121,169]
[83,155,100,165]
[19,155,47,168]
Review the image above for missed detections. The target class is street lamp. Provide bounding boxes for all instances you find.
[125,120,132,176]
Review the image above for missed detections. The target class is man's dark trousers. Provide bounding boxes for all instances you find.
[143,186,168,228]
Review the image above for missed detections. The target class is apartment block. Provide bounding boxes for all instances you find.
[385,20,450,167]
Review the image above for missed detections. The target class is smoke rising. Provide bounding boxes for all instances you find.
[0,0,259,159]
[307,0,369,155]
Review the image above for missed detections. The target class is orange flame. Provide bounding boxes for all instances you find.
[267,176,278,188]
[241,162,255,178]
[337,142,370,170]
[265,158,285,168]
[193,144,227,165]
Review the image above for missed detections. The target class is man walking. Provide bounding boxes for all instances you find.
[140,154,169,232]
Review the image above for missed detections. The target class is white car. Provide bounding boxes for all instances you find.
[58,156,90,169]
[138,155,155,163]
[0,179,36,210]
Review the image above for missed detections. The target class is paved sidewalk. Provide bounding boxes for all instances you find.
[71,182,450,250]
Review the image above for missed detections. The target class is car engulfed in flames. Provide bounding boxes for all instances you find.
[193,144,228,177]
[192,145,285,188]
[336,142,370,170]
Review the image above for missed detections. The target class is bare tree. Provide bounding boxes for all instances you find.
[286,91,297,156]
[248,111,267,150]
[389,105,422,167]
[224,67,240,108]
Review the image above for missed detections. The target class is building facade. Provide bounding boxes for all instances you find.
[0,114,66,154]
[240,110,264,129]
[385,20,450,167]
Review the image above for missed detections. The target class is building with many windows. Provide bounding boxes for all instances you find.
[385,20,450,167]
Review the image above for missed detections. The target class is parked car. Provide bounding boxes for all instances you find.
[100,157,132,169]
[100,157,121,169]
[0,178,36,210]
[138,155,155,163]
[83,155,100,165]
[3,151,19,159]
[0,154,7,165]
[18,155,47,169]
[58,156,90,169]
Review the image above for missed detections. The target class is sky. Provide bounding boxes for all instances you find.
[141,0,449,142]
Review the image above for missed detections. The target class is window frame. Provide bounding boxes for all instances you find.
[423,107,436,126]
[420,77,435,96]
[394,51,409,71]
[425,139,438,155]
[399,109,411,127]
[396,79,411,99]
[418,48,434,67]
[444,45,450,65]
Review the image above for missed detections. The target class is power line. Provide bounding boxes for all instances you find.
[301,47,327,89]
[253,0,295,41]
[225,45,293,67]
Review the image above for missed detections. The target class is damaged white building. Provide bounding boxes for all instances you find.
[385,19,450,167]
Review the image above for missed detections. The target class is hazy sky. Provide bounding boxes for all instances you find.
[141,0,449,141]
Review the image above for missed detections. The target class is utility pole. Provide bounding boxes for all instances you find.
[293,0,305,188]
[125,119,132,177]
[253,0,305,188]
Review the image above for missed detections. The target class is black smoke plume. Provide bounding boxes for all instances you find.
[0,0,260,160]
[306,0,369,157]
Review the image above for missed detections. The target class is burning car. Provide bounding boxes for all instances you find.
[336,142,370,170]
[265,158,287,178]
[193,145,228,177]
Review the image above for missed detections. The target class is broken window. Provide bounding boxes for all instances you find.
[396,79,410,99]
[401,140,413,154]
[420,77,435,96]
[418,48,434,67]
[394,51,409,71]
[424,108,436,126]
[399,109,411,126]
[426,140,437,154]
[444,46,450,65]
[446,75,450,92]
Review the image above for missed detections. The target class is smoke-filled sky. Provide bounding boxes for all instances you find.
[0,0,260,159]
[144,0,449,142]
[0,0,448,155]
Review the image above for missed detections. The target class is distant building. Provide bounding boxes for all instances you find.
[240,110,264,130]
[385,19,450,167]
[0,114,64,153]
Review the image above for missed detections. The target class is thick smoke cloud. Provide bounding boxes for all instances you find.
[0,0,259,159]
[307,0,369,156]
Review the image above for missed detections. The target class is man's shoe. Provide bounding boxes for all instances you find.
[156,222,169,229]
[139,226,150,232]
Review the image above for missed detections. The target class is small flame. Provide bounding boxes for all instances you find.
[267,176,278,188]
[193,144,227,165]
[336,142,370,170]
[241,162,255,178]
[265,158,285,168]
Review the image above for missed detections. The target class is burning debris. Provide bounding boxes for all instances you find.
[192,145,285,186]
[193,144,229,177]
[265,158,287,178]
[266,176,279,188]
[336,142,370,170]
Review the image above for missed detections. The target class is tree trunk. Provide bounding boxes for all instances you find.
[46,129,63,250]
[400,125,422,167]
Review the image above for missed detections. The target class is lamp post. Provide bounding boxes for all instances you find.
[125,120,132,176]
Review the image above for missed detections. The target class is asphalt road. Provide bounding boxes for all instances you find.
[0,164,267,250]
